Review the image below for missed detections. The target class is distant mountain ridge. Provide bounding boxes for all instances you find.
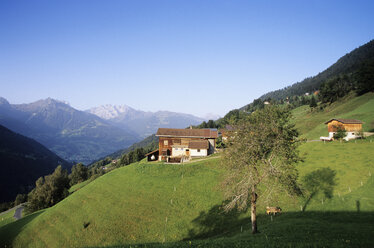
[0,98,140,164]
[87,104,206,138]
[87,104,135,120]
[0,124,71,203]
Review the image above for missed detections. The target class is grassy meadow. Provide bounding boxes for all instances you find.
[1,138,374,247]
[0,209,15,229]
[292,92,374,140]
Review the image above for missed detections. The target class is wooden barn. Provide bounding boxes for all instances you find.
[156,128,218,161]
[321,118,363,141]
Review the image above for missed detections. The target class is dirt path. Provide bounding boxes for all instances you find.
[13,205,24,220]
[0,204,24,220]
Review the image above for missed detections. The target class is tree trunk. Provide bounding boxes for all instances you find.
[251,190,258,234]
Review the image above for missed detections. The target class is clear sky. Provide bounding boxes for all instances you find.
[0,0,373,117]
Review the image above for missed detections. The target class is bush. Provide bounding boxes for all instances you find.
[333,126,347,140]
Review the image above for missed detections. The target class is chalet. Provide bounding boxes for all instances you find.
[156,128,218,161]
[320,119,363,141]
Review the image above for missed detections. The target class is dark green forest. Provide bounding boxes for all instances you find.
[0,125,71,205]
[248,39,374,102]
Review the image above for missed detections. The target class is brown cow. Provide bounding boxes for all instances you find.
[266,206,282,215]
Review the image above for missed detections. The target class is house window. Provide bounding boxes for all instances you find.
[164,140,168,146]
[197,149,200,152]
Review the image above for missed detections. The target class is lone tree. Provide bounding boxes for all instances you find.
[221,106,302,234]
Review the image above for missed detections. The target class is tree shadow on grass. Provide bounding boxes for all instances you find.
[0,209,45,247]
[91,211,374,248]
[301,167,337,212]
[184,200,250,240]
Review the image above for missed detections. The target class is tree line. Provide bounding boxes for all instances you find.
[8,162,108,213]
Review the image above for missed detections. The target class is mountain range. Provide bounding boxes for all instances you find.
[86,104,206,138]
[0,124,71,203]
[0,98,207,164]
[0,98,139,164]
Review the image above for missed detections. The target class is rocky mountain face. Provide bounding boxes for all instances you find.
[0,124,71,203]
[87,104,135,120]
[0,98,140,164]
[86,105,205,138]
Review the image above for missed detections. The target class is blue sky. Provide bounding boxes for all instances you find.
[0,0,373,117]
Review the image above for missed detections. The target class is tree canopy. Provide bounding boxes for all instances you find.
[221,106,302,234]
[27,165,70,212]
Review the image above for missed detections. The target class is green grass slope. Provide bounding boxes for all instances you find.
[297,140,374,211]
[1,159,225,247]
[292,92,374,140]
[0,137,374,247]
[1,138,374,247]
[0,209,15,228]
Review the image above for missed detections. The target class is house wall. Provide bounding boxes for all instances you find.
[158,137,173,153]
[172,147,187,156]
[328,131,361,141]
[208,139,215,154]
[327,120,362,132]
[159,137,213,159]
[190,149,208,157]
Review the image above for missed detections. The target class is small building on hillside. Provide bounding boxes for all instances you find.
[145,149,159,162]
[156,128,218,161]
[219,125,234,142]
[321,118,363,141]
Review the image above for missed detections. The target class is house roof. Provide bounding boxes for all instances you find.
[324,119,363,124]
[188,140,209,149]
[145,149,159,156]
[156,128,218,138]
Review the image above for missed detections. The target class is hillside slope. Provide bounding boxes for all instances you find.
[257,39,374,101]
[0,125,71,203]
[1,139,373,247]
[292,92,374,139]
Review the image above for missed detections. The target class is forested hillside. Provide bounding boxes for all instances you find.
[0,125,71,203]
[254,39,374,102]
